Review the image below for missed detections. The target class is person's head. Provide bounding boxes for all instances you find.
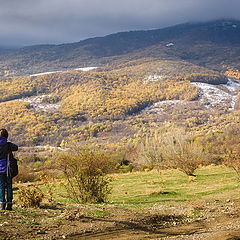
[0,128,8,139]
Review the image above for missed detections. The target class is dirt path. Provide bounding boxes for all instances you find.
[68,216,240,240]
[0,204,239,240]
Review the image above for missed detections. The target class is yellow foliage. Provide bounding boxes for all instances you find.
[225,70,240,80]
[60,73,198,118]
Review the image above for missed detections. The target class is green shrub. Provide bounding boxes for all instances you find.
[56,147,113,203]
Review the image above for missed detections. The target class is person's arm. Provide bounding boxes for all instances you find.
[8,142,18,151]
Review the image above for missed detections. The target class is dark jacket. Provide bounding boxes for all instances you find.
[0,137,18,174]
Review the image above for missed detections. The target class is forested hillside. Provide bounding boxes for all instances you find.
[0,69,199,145]
[0,19,240,148]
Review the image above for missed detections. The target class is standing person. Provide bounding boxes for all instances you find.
[0,128,18,210]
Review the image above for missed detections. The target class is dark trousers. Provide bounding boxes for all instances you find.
[0,174,12,204]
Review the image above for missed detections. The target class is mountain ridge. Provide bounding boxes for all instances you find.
[0,19,240,76]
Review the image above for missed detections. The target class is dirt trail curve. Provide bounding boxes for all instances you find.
[0,205,239,240]
[67,214,240,240]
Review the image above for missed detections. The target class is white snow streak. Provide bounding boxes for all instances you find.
[222,78,240,92]
[166,43,174,47]
[30,66,98,76]
[143,74,165,84]
[75,67,98,71]
[30,71,63,76]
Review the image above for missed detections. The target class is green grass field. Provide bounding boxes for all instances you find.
[36,165,239,211]
[108,165,239,208]
[11,164,240,239]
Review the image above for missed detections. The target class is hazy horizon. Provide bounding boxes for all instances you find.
[0,0,239,47]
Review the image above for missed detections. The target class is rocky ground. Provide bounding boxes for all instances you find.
[0,200,239,240]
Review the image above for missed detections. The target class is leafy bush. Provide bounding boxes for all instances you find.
[17,185,44,208]
[56,147,113,203]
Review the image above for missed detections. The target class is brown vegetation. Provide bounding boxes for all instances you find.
[137,124,210,176]
[56,147,114,203]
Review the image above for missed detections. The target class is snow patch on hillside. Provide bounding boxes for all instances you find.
[19,95,60,111]
[75,67,98,71]
[222,79,240,92]
[143,74,164,83]
[30,71,63,76]
[192,79,240,110]
[166,43,174,47]
[143,79,240,114]
[145,100,186,113]
[30,66,98,76]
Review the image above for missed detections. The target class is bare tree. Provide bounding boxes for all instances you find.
[137,124,209,176]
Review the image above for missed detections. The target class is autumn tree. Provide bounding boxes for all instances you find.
[137,124,209,176]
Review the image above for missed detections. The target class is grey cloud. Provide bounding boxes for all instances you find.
[0,0,239,46]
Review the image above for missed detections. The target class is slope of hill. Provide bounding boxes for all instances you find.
[0,19,240,147]
[0,19,240,76]
[0,67,239,147]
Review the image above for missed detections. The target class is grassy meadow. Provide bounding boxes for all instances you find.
[109,166,239,208]
[24,165,239,210]
[3,163,238,239]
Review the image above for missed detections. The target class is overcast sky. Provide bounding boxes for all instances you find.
[0,0,239,47]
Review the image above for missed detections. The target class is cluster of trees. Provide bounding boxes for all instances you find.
[108,59,225,84]
[79,122,113,140]
[132,122,240,178]
[0,100,50,144]
[0,71,93,102]
[15,122,240,205]
[0,65,238,147]
[0,76,36,102]
[61,76,198,118]
[135,125,209,176]
[225,69,240,80]
[184,73,227,84]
